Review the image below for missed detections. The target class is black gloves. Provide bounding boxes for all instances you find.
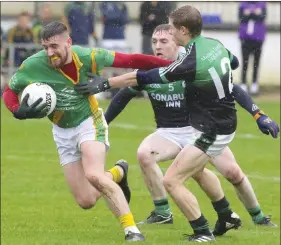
[13,93,48,120]
[74,73,111,95]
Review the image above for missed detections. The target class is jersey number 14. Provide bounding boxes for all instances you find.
[208,57,233,99]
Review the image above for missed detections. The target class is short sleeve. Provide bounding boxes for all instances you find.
[90,48,116,75]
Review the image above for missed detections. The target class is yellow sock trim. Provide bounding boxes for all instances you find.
[107,166,122,183]
[119,212,136,229]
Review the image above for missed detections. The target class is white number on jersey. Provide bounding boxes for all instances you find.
[208,57,233,99]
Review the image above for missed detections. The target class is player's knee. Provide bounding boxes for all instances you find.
[224,166,244,184]
[137,147,154,167]
[76,196,96,209]
[163,176,176,194]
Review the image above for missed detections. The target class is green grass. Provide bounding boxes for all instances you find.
[1,99,280,245]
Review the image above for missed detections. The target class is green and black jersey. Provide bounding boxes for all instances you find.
[129,80,188,128]
[128,49,188,128]
[136,35,237,135]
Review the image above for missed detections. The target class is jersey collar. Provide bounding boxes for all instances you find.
[58,50,83,84]
[185,35,202,49]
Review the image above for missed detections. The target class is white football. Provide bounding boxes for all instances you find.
[20,83,56,116]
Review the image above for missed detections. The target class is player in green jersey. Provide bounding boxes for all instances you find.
[104,23,278,231]
[104,24,278,233]
[74,6,279,242]
[3,21,173,242]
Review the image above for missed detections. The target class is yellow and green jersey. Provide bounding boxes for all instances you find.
[9,46,116,128]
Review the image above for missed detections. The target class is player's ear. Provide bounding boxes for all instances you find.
[180,26,188,36]
[67,37,72,47]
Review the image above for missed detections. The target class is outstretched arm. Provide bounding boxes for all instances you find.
[74,45,196,94]
[76,44,196,95]
[107,47,240,88]
[108,44,197,88]
[74,47,239,98]
[233,84,279,138]
[105,87,138,124]
[112,52,173,70]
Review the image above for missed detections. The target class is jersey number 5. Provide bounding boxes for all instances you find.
[168,83,174,91]
[208,57,233,99]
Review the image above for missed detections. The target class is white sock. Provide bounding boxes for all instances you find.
[124,226,141,235]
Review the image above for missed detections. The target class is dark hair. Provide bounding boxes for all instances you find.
[169,5,202,38]
[41,21,68,40]
[153,24,173,34]
[18,11,31,18]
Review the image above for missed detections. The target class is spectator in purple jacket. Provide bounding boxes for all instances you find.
[238,1,267,95]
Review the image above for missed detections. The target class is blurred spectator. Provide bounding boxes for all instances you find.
[1,72,5,95]
[1,26,4,95]
[1,26,3,67]
[1,26,3,64]
[62,2,98,46]
[139,1,172,54]
[7,11,34,67]
[100,2,129,52]
[238,1,267,95]
[99,2,130,98]
[1,26,3,49]
[33,3,53,43]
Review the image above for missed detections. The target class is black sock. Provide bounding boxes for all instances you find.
[189,215,211,235]
[212,196,232,220]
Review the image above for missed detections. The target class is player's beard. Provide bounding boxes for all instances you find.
[49,47,69,69]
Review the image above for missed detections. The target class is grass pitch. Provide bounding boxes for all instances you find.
[1,98,280,245]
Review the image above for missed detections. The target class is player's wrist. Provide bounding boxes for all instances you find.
[96,79,111,93]
[253,110,265,120]
[136,70,147,85]
[102,79,111,90]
